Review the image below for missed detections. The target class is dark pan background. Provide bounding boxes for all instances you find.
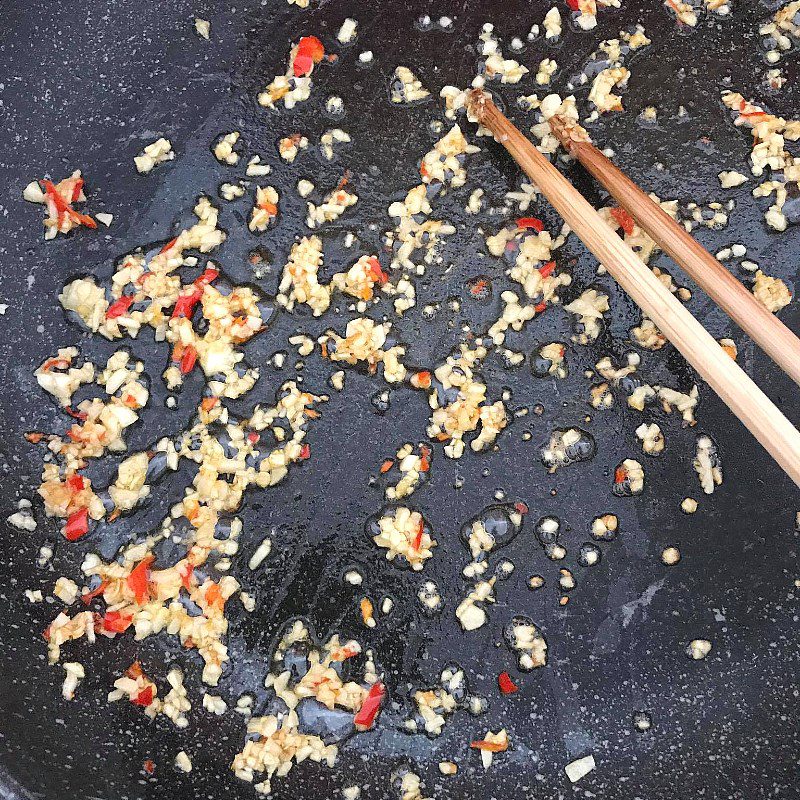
[0,1,798,799]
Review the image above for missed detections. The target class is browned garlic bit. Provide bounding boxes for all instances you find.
[686,638,712,660]
[306,185,358,229]
[613,459,644,496]
[426,344,507,458]
[664,0,698,27]
[751,269,791,312]
[693,435,723,494]
[133,139,174,174]
[636,423,665,455]
[231,622,381,794]
[722,91,800,231]
[661,546,681,565]
[194,18,211,39]
[760,2,800,64]
[570,0,621,31]
[391,67,431,103]
[504,615,548,670]
[370,507,435,570]
[247,186,279,233]
[213,131,241,165]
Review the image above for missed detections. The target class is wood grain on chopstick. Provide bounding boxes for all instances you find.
[548,113,800,387]
[466,89,800,488]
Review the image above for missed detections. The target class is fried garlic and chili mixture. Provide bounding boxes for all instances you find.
[19,4,798,794]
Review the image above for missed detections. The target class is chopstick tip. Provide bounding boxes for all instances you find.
[548,115,591,151]
[466,87,490,120]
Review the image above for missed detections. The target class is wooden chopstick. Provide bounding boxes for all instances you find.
[548,114,800,387]
[466,89,800,488]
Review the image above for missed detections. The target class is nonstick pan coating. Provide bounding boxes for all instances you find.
[0,2,798,799]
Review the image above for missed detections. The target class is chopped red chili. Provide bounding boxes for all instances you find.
[412,519,425,551]
[610,206,635,236]
[133,685,154,707]
[106,295,135,319]
[102,611,134,633]
[498,671,519,695]
[81,580,108,604]
[516,216,545,232]
[127,555,154,604]
[539,261,555,278]
[159,236,178,254]
[64,508,89,541]
[66,474,86,492]
[353,681,385,728]
[180,345,198,374]
[470,738,508,752]
[179,562,194,591]
[171,289,202,319]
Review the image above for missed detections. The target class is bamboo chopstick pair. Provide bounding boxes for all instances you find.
[466,89,800,488]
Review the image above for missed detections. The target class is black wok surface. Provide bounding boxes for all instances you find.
[0,1,798,799]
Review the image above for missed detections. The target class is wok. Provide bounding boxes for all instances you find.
[0,1,798,798]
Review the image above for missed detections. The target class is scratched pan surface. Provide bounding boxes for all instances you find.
[0,1,799,798]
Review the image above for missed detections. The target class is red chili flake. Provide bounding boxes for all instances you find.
[610,206,635,236]
[102,611,134,633]
[42,180,69,224]
[365,257,388,285]
[70,177,84,203]
[205,583,224,609]
[133,685,154,707]
[534,301,548,313]
[470,738,508,752]
[414,371,432,390]
[171,290,202,319]
[42,180,96,229]
[65,406,88,421]
[66,474,86,492]
[159,237,178,254]
[179,562,194,591]
[516,216,545,232]
[412,519,425,551]
[67,208,97,229]
[41,357,70,371]
[247,431,260,444]
[614,466,627,484]
[180,345,198,374]
[106,295,135,319]
[567,0,580,10]
[293,37,325,78]
[143,759,155,775]
[297,35,325,62]
[201,396,219,412]
[194,267,219,288]
[514,501,529,515]
[419,444,431,472]
[293,53,314,77]
[63,508,89,541]
[127,555,154,604]
[299,443,311,460]
[539,261,555,279]
[498,671,519,695]
[379,459,395,474]
[353,681,385,728]
[81,580,108,604]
